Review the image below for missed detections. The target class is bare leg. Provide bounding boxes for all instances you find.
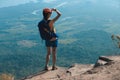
[52,47,57,69]
[45,47,51,69]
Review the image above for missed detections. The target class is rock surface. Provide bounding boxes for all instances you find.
[23,56,120,80]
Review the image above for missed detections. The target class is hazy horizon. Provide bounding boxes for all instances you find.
[0,0,120,8]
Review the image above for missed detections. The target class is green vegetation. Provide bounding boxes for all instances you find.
[1,29,117,79]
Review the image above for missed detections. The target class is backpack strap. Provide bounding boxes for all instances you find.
[43,19,51,32]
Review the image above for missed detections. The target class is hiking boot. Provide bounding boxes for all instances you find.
[52,66,58,70]
[44,66,49,71]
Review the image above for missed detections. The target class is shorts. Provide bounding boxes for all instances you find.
[45,39,58,47]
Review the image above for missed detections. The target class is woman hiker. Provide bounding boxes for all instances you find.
[38,8,61,70]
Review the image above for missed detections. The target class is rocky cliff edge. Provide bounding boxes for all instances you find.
[23,56,120,80]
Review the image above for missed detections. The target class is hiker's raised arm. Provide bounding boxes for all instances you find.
[52,8,61,22]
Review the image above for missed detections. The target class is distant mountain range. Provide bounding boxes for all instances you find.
[0,0,120,79]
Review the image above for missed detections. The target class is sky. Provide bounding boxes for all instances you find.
[0,0,120,8]
[0,0,39,8]
[0,0,59,8]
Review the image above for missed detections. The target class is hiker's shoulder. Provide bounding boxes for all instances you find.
[48,19,54,23]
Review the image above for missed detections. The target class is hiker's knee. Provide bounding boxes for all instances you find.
[47,47,51,55]
[47,52,51,55]
[52,48,57,55]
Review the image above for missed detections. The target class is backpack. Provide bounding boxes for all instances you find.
[38,20,52,40]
